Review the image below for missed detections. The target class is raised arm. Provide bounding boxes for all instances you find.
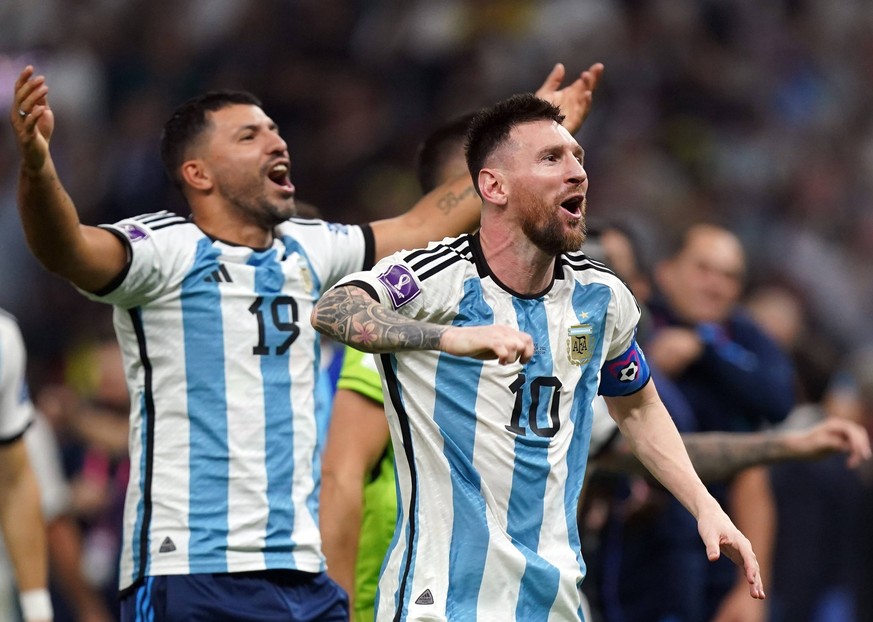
[534,62,604,134]
[11,66,127,292]
[368,62,603,261]
[311,284,533,364]
[604,380,765,600]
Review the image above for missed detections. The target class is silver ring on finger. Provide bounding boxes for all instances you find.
[18,108,27,118]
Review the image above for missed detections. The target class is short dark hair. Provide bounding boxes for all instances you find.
[159,90,262,189]
[465,93,564,196]
[415,112,476,194]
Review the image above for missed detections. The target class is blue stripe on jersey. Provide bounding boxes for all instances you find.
[182,239,230,571]
[509,297,560,620]
[249,247,297,567]
[431,277,493,618]
[278,234,324,528]
[565,283,612,580]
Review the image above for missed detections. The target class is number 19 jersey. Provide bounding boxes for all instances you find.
[337,233,650,621]
[81,211,372,591]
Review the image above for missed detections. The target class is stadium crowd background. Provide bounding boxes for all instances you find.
[0,1,871,621]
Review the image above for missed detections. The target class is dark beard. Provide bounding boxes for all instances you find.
[221,178,297,229]
[521,209,587,256]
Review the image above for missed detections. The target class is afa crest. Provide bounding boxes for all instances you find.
[567,324,594,366]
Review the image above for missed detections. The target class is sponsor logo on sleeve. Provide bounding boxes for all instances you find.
[378,264,421,309]
[121,223,149,242]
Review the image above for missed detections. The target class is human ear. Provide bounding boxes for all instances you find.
[181,160,212,191]
[478,168,507,206]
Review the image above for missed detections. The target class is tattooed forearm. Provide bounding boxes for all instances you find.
[312,285,447,352]
[597,432,793,484]
[436,184,477,216]
[683,433,786,483]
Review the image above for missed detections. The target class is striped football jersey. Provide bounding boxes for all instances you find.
[80,211,373,591]
[336,233,650,621]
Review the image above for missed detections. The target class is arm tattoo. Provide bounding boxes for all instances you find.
[598,432,789,484]
[683,433,785,483]
[312,285,446,352]
[436,184,477,216]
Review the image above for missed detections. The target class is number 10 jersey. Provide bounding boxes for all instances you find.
[337,233,650,621]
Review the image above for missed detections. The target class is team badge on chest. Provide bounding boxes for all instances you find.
[567,324,594,366]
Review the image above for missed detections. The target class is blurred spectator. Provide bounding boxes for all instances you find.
[596,223,795,622]
[746,286,872,622]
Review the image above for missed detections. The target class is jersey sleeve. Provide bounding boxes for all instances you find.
[78,211,194,307]
[0,313,34,442]
[332,250,442,322]
[336,346,384,405]
[598,282,650,397]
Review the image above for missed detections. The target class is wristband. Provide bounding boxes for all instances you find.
[19,588,53,621]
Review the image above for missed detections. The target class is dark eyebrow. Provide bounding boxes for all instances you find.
[536,144,585,159]
[236,121,280,136]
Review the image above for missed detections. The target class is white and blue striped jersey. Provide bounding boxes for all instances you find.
[0,310,34,443]
[336,233,650,622]
[80,211,373,591]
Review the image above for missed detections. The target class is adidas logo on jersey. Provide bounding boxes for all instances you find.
[159,536,177,553]
[204,264,233,283]
[414,589,434,605]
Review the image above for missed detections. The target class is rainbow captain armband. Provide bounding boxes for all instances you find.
[598,339,650,396]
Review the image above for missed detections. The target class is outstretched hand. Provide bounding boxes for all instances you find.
[535,62,604,134]
[697,506,765,600]
[10,66,55,173]
[795,417,872,468]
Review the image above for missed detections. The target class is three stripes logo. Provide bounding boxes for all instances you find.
[204,264,233,283]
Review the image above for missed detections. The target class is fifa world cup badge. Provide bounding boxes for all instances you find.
[567,324,594,366]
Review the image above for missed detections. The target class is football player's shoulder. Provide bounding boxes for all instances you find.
[395,233,477,282]
[562,250,625,289]
[106,210,193,244]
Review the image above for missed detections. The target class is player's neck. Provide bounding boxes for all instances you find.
[189,205,273,249]
[479,227,555,295]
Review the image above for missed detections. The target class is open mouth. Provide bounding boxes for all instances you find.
[267,162,294,192]
[560,195,584,216]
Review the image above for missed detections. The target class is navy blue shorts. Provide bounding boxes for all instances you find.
[120,570,349,622]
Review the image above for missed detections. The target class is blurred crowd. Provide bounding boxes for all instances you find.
[1,0,872,621]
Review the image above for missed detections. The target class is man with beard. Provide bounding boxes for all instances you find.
[9,62,601,621]
[311,93,764,621]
